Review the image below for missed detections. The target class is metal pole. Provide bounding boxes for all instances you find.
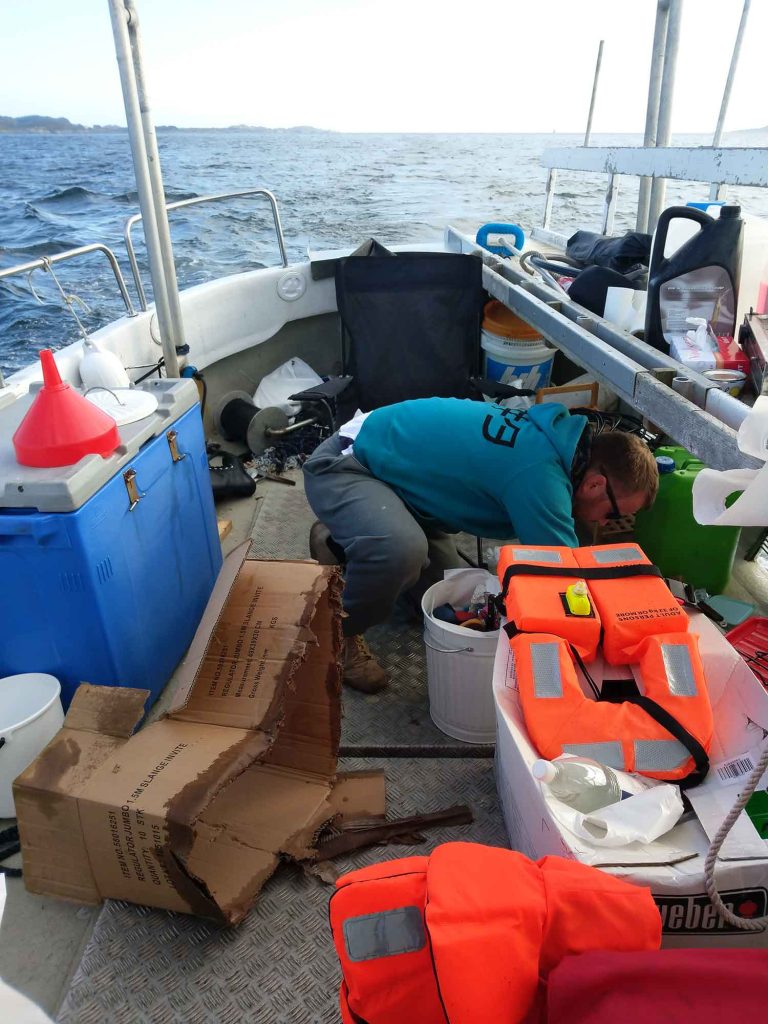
[107,0,180,377]
[583,40,604,147]
[124,0,186,366]
[709,0,751,199]
[636,0,670,232]
[648,0,683,231]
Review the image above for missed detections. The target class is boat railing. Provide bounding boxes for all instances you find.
[124,188,289,311]
[534,145,768,248]
[0,243,137,387]
[0,244,136,320]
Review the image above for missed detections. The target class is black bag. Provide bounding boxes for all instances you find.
[567,266,639,318]
[566,230,652,274]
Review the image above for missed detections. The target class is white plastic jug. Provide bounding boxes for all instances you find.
[0,673,63,817]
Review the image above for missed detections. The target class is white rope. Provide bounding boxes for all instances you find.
[703,737,768,930]
[31,258,92,344]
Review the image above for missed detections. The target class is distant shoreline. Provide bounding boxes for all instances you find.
[0,115,331,134]
[1,115,766,135]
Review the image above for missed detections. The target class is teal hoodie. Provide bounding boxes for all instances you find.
[353,398,586,546]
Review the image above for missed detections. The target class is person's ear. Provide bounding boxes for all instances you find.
[580,469,605,496]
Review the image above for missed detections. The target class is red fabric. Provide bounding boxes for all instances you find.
[546,948,768,1023]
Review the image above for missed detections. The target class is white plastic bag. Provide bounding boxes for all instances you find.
[254,357,323,417]
[547,781,685,848]
[604,286,647,333]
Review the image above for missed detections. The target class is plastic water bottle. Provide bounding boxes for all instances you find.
[532,756,622,813]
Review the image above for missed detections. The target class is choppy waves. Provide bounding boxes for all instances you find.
[2,128,768,376]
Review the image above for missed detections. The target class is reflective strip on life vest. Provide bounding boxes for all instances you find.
[343,906,426,962]
[634,739,690,771]
[592,545,644,563]
[531,642,564,698]
[660,642,698,696]
[562,741,626,770]
[512,547,565,563]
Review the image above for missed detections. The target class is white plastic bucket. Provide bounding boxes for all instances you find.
[421,570,500,743]
[481,329,555,392]
[0,673,63,817]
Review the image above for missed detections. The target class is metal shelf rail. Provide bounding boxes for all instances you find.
[445,225,758,473]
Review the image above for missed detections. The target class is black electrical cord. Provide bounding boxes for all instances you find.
[520,251,583,278]
[192,371,207,418]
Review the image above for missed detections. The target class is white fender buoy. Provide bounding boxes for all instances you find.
[79,336,130,390]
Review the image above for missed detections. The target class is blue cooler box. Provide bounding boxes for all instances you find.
[0,378,222,708]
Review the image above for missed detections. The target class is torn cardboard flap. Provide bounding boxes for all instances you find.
[15,556,384,924]
[169,546,340,732]
[12,685,150,906]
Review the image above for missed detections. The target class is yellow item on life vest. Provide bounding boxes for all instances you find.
[565,581,592,616]
[497,543,713,784]
[496,546,601,660]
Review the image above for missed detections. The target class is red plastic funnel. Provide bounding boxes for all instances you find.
[13,349,121,468]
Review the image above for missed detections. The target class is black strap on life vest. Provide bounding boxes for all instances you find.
[498,562,663,603]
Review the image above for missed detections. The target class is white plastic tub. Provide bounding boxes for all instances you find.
[481,329,555,391]
[0,673,63,817]
[421,570,500,744]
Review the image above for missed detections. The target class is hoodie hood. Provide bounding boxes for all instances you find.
[522,403,588,474]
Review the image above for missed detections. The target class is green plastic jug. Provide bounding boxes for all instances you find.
[633,445,741,594]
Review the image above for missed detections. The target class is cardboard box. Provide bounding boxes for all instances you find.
[15,546,385,924]
[494,610,768,947]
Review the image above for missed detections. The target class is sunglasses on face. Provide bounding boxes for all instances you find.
[600,465,623,521]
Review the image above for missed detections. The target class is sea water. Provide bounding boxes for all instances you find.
[2,127,768,377]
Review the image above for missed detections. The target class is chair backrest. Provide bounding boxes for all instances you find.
[335,252,484,411]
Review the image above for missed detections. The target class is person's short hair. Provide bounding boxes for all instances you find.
[588,431,659,509]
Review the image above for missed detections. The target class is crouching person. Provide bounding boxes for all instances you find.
[303,397,658,693]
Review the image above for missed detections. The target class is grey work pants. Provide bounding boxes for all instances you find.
[303,434,464,636]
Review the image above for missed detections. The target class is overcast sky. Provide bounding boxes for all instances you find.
[0,0,764,134]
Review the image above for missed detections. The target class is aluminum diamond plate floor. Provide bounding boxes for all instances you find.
[58,757,507,1024]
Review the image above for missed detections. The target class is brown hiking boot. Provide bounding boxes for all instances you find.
[343,635,388,693]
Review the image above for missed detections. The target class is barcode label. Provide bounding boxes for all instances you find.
[715,755,756,784]
[506,650,518,690]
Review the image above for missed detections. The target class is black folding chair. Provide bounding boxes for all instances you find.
[291,246,524,568]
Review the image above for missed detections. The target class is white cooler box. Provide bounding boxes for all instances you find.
[494,609,768,948]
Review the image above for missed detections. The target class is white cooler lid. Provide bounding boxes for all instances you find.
[0,378,199,512]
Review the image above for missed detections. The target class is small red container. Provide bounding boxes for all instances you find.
[726,616,768,688]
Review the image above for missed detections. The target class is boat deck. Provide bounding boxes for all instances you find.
[2,468,767,1021]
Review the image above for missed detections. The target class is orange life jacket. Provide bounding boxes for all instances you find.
[329,842,661,1024]
[497,543,713,784]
